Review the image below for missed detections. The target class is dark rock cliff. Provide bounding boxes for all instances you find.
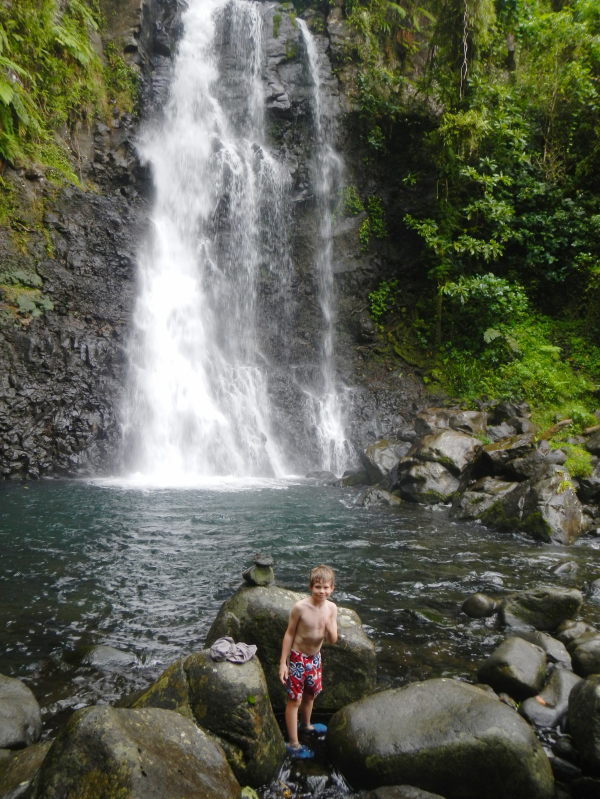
[0,0,425,480]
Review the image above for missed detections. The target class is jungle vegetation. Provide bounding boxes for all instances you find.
[0,0,599,462]
[349,0,600,452]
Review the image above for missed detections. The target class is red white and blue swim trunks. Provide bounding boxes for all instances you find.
[285,650,323,700]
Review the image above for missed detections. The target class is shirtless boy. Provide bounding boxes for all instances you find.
[279,564,338,758]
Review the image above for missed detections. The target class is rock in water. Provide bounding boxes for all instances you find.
[477,636,547,700]
[0,674,42,749]
[27,706,240,799]
[327,678,554,798]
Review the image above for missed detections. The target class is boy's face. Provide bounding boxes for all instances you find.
[310,580,334,602]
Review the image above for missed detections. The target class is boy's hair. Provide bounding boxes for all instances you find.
[310,564,335,586]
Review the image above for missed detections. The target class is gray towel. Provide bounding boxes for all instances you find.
[209,636,257,663]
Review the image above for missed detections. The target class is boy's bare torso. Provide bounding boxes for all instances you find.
[290,596,336,655]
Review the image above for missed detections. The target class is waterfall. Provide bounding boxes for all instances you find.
[121,0,350,483]
[297,19,350,476]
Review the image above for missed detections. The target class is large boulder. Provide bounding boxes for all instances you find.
[0,675,42,749]
[500,587,583,631]
[477,637,547,700]
[361,440,412,484]
[0,741,51,798]
[132,650,284,787]
[409,430,482,475]
[27,706,240,799]
[393,461,460,504]
[481,466,586,544]
[567,674,600,773]
[414,408,488,437]
[470,434,536,479]
[451,477,518,521]
[327,678,554,798]
[205,584,376,712]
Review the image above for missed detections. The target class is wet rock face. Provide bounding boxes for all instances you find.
[0,0,181,479]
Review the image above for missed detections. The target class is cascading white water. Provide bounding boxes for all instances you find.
[123,0,291,482]
[297,19,351,476]
[122,0,351,484]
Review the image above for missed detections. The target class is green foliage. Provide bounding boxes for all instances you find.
[343,184,365,215]
[103,42,139,114]
[359,195,388,249]
[273,13,282,37]
[0,0,136,177]
[368,278,399,324]
[347,0,600,423]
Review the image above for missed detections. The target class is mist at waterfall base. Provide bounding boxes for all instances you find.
[2,479,600,740]
[121,0,351,484]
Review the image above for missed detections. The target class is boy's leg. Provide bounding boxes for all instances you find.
[285,697,302,747]
[299,693,315,729]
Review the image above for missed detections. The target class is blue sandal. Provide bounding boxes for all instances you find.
[286,743,314,759]
[300,722,327,735]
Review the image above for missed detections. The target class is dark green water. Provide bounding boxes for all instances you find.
[1,478,599,735]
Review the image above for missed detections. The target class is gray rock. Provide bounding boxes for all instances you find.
[588,577,600,602]
[27,706,240,799]
[481,466,586,544]
[132,650,284,787]
[567,674,600,772]
[361,439,412,483]
[205,584,376,713]
[570,633,600,676]
[472,434,536,478]
[410,429,481,475]
[414,408,487,436]
[577,461,600,502]
[500,587,583,631]
[394,461,460,504]
[556,619,598,649]
[477,636,547,700]
[328,678,554,798]
[0,741,51,798]
[81,644,139,669]
[461,592,499,618]
[451,476,518,520]
[359,487,403,508]
[514,631,572,669]
[519,668,581,728]
[0,675,42,749]
[584,429,600,455]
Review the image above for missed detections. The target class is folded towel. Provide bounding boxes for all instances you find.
[209,636,257,663]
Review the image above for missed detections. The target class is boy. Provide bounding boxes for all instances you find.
[279,564,338,758]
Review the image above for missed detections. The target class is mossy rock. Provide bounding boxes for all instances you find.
[328,678,554,798]
[27,706,240,799]
[133,650,284,787]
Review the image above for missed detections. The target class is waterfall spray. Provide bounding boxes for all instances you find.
[123,0,291,482]
[297,19,351,476]
[122,1,350,484]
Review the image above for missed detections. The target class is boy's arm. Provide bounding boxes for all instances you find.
[279,603,301,684]
[325,601,338,644]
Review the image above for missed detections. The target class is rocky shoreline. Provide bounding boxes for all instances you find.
[338,403,600,547]
[2,558,600,799]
